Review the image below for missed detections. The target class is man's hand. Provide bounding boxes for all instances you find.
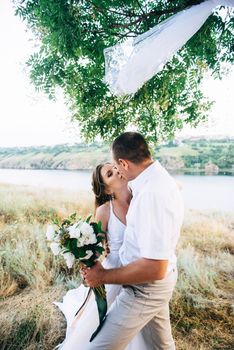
[81,258,168,286]
[81,261,106,288]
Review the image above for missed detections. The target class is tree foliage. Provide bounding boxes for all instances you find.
[14,0,234,142]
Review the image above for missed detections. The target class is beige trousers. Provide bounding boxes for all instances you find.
[85,268,177,350]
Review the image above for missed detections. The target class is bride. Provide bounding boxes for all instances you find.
[54,163,148,349]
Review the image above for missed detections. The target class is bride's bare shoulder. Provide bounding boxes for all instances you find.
[95,202,110,230]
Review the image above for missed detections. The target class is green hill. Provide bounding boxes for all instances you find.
[0,139,233,174]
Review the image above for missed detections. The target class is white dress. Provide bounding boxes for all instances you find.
[54,201,148,349]
[104,0,234,96]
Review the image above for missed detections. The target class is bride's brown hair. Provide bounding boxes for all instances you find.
[92,164,112,208]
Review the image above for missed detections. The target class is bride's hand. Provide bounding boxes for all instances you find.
[82,261,105,288]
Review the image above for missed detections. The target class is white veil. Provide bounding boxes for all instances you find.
[104,0,234,96]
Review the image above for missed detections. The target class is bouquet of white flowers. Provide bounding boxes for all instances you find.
[46,213,107,341]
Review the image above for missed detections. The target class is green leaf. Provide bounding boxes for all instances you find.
[90,286,107,341]
[51,217,60,227]
[69,212,77,221]
[86,214,92,223]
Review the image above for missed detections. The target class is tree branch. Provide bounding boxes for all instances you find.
[82,1,207,38]
[87,1,138,18]
[108,7,180,29]
[88,1,206,30]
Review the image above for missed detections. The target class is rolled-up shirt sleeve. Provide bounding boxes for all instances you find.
[135,191,174,260]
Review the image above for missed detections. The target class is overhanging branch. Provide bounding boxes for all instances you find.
[85,0,206,33]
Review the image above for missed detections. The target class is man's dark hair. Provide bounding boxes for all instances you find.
[112,132,151,164]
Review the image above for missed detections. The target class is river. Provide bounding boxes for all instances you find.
[0,168,233,212]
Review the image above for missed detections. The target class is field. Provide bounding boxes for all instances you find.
[0,183,233,349]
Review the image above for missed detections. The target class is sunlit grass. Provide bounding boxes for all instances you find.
[0,184,233,349]
[170,210,234,349]
[0,183,93,223]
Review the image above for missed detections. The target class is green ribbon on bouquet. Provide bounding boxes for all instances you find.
[90,285,107,342]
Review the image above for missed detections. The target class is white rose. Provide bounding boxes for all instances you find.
[50,242,61,256]
[77,233,97,247]
[63,252,75,269]
[68,223,81,239]
[46,225,55,240]
[77,235,86,247]
[80,222,94,236]
[86,233,97,245]
[80,250,93,260]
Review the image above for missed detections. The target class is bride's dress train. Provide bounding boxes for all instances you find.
[54,201,148,349]
[104,0,234,96]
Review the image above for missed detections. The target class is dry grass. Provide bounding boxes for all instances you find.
[0,184,93,299]
[0,287,66,350]
[171,210,234,350]
[0,183,93,224]
[0,184,233,349]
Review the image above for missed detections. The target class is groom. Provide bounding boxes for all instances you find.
[83,132,184,349]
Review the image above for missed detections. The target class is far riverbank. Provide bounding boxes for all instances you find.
[0,138,233,174]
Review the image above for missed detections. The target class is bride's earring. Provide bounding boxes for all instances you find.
[111,193,115,200]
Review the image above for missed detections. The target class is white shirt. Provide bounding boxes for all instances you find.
[119,161,184,274]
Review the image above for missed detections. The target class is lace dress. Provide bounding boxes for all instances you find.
[54,201,147,349]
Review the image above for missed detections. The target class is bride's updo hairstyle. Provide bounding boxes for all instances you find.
[92,164,112,208]
[112,132,151,164]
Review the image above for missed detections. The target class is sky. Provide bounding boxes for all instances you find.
[0,0,233,148]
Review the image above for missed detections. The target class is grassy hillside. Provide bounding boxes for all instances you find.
[155,138,234,174]
[0,143,110,170]
[0,184,233,349]
[0,138,233,174]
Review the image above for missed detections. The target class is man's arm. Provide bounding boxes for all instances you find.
[83,258,168,288]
